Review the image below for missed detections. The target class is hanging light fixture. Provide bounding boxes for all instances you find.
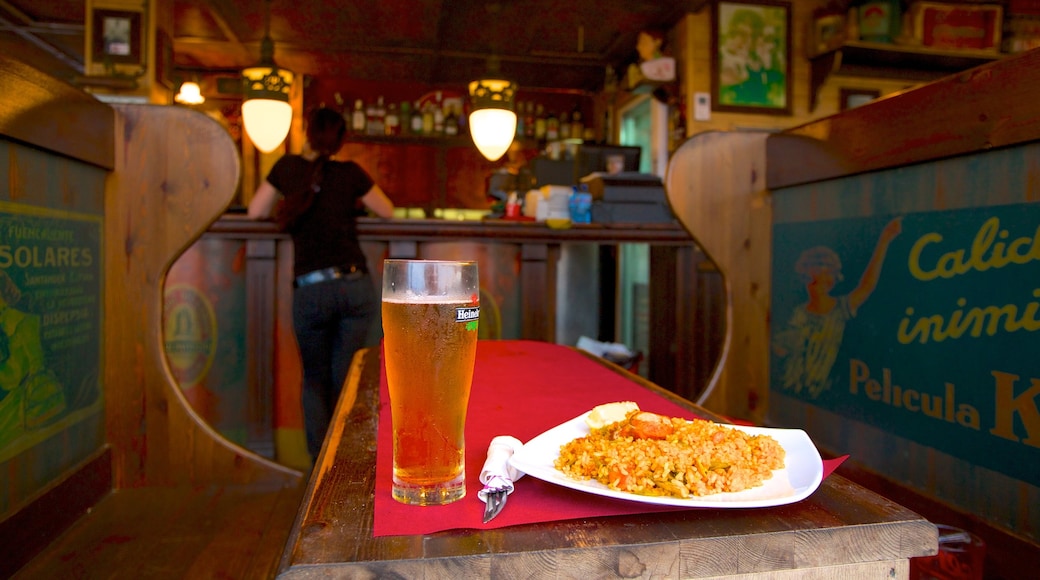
[175,80,205,105]
[241,0,294,153]
[468,55,517,162]
[467,3,516,162]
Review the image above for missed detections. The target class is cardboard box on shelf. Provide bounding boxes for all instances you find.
[909,2,1003,52]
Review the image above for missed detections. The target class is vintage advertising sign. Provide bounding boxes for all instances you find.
[0,203,103,463]
[164,239,247,445]
[771,204,1039,484]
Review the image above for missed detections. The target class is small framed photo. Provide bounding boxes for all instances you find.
[92,9,143,65]
[712,0,792,115]
[840,88,881,111]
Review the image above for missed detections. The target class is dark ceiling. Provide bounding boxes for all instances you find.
[1,0,706,94]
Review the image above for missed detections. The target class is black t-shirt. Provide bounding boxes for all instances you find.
[266,155,375,277]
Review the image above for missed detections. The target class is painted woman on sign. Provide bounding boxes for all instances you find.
[773,217,902,398]
[0,271,66,451]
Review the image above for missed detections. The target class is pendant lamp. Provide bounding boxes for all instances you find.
[241,0,294,153]
[175,81,205,105]
[468,55,517,162]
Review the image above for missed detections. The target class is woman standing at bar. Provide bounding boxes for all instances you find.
[248,107,394,461]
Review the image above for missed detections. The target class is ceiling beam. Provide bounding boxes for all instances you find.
[0,2,83,74]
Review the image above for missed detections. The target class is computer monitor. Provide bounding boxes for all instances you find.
[575,145,642,180]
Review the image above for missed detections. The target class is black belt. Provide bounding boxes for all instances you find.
[294,264,366,288]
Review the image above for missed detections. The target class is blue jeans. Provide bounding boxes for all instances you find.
[293,274,378,459]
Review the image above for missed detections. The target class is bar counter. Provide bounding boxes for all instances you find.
[214,212,693,240]
[277,341,936,579]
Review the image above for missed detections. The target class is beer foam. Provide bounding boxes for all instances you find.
[383,295,473,304]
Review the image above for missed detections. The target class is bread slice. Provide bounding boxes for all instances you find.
[585,401,640,429]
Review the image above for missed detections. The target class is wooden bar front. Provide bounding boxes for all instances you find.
[278,344,936,579]
[209,216,722,409]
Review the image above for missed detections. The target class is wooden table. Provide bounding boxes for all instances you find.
[278,342,936,579]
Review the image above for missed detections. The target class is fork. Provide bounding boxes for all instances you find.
[478,436,524,523]
[481,480,510,523]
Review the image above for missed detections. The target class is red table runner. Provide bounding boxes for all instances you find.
[373,340,844,537]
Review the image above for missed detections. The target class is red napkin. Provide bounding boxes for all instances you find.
[373,340,846,537]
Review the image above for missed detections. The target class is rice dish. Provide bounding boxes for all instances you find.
[554,410,785,498]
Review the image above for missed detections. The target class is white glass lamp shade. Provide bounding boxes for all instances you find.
[174,81,205,105]
[242,98,293,153]
[468,108,517,162]
[242,65,294,153]
[468,75,518,162]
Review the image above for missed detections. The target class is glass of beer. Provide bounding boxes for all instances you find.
[381,259,479,505]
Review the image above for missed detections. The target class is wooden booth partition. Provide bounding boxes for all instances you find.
[667,48,1040,577]
[767,49,1040,577]
[665,131,773,424]
[103,103,299,487]
[1,55,302,578]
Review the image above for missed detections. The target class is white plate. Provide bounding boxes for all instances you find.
[509,412,823,508]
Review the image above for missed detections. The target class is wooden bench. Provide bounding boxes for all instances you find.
[0,55,303,578]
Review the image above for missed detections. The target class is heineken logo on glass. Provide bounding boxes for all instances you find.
[456,306,480,322]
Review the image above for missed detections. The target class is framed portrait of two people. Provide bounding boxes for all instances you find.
[712,0,792,115]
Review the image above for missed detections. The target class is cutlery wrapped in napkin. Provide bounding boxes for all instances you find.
[478,436,525,522]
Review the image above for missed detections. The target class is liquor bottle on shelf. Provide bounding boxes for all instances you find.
[385,102,400,136]
[559,111,570,140]
[546,110,559,142]
[365,98,382,136]
[524,102,535,139]
[351,99,367,134]
[410,101,424,135]
[515,101,526,138]
[444,104,459,136]
[376,97,387,134]
[421,102,435,135]
[433,91,445,135]
[399,101,412,135]
[534,104,547,141]
[570,106,583,142]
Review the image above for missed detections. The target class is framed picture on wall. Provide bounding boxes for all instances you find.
[840,88,882,110]
[712,0,792,115]
[92,9,143,65]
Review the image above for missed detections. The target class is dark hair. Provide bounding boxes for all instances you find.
[307,107,347,156]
